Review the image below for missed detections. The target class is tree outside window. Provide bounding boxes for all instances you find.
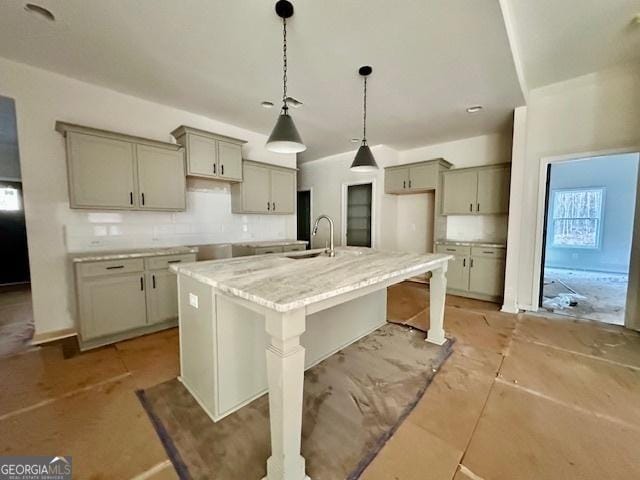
[551,187,605,249]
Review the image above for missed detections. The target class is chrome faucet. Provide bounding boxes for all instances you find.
[312,215,336,257]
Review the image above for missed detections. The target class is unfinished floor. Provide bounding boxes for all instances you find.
[1,281,639,479]
[0,284,34,357]
[542,267,628,325]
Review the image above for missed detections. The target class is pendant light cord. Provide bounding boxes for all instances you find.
[282,17,288,114]
[362,76,368,144]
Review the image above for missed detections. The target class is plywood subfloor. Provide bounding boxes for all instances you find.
[2,282,640,479]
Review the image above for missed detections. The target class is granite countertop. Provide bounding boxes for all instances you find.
[171,247,451,313]
[70,246,199,263]
[435,240,506,248]
[234,239,308,248]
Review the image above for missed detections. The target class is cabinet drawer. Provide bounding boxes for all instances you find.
[77,258,144,278]
[471,247,506,259]
[145,253,196,271]
[436,244,471,256]
[282,244,306,252]
[254,246,284,255]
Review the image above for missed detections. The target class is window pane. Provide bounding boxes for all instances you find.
[553,218,599,247]
[553,189,603,219]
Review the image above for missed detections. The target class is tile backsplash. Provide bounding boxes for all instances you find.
[64,184,295,252]
[445,214,508,243]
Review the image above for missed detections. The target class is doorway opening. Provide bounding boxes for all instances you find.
[539,153,639,325]
[0,95,34,356]
[343,182,373,248]
[296,190,311,249]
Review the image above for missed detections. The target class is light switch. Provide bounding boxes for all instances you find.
[189,293,199,308]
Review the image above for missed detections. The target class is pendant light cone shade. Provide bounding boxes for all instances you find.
[266,0,306,154]
[350,65,378,172]
[266,112,306,153]
[351,144,378,172]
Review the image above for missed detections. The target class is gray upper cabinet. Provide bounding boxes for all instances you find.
[442,170,478,214]
[57,122,186,211]
[66,132,137,209]
[136,145,186,210]
[171,126,246,182]
[231,160,296,215]
[441,164,511,215]
[385,158,452,194]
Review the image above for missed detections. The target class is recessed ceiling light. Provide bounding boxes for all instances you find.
[261,101,274,108]
[350,138,361,143]
[24,3,55,21]
[466,105,483,113]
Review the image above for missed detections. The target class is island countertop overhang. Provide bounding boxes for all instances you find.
[171,247,452,313]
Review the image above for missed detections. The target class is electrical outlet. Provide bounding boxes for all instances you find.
[189,293,199,308]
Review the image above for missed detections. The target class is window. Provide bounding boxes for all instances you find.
[0,187,21,211]
[551,187,604,248]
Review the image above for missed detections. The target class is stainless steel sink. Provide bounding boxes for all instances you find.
[286,252,324,260]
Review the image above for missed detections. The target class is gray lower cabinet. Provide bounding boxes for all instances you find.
[56,122,186,211]
[231,243,306,257]
[231,160,296,214]
[75,252,196,350]
[436,244,506,301]
[171,126,246,182]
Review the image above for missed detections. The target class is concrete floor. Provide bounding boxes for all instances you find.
[1,282,639,479]
[542,267,628,325]
[0,284,34,357]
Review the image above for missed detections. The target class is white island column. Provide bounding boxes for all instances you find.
[263,307,311,480]
[427,263,448,345]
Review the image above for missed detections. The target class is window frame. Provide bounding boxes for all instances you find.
[550,186,606,250]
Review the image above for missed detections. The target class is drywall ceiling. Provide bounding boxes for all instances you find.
[0,0,524,161]
[507,0,640,89]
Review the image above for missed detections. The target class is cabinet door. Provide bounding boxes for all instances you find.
[217,141,243,181]
[442,170,478,214]
[67,132,136,209]
[477,167,510,214]
[270,169,296,214]
[241,163,271,213]
[446,255,470,292]
[187,134,218,177]
[79,273,147,339]
[469,257,505,298]
[409,163,437,190]
[136,145,186,210]
[385,167,409,193]
[146,270,179,324]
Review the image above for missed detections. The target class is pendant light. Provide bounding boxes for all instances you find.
[266,0,306,154]
[350,66,378,172]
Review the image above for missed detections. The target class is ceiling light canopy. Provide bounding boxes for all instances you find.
[350,66,378,173]
[266,0,306,154]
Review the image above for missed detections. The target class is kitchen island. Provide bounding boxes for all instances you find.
[172,247,451,480]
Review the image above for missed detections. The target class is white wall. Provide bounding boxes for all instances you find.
[506,64,640,310]
[298,145,398,250]
[0,56,296,337]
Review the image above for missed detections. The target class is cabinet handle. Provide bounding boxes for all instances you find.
[446,248,456,252]
[477,203,480,212]
[152,274,156,289]
[470,258,474,268]
[129,192,133,205]
[273,202,276,211]
[463,258,466,267]
[141,193,145,206]
[267,202,270,211]
[409,180,412,188]
[167,260,182,264]
[106,265,124,270]
[140,277,144,291]
[483,251,494,254]
[469,203,473,212]
[221,164,224,176]
[213,163,217,174]
[403,180,406,189]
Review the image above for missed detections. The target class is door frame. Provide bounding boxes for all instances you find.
[341,180,376,248]
[531,146,640,329]
[296,187,313,248]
